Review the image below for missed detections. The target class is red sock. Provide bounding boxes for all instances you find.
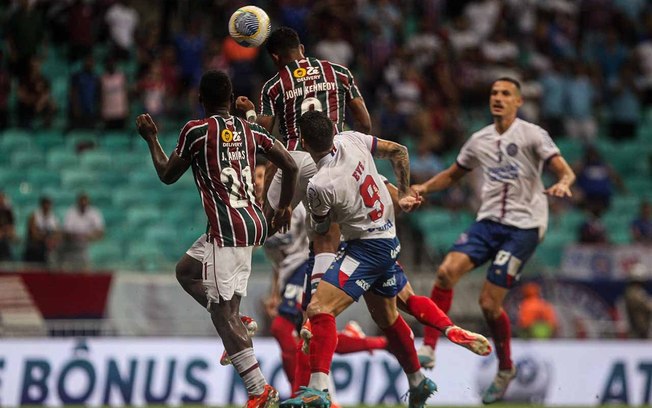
[382,315,421,374]
[292,341,311,393]
[336,334,388,354]
[486,310,513,370]
[423,286,453,347]
[309,313,338,375]
[406,295,453,332]
[271,316,299,385]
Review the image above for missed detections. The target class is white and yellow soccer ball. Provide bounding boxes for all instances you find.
[228,5,271,48]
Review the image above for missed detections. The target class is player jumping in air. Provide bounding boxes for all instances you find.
[412,77,575,404]
[137,70,298,408]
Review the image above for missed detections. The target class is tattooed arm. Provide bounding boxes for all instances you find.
[373,138,422,212]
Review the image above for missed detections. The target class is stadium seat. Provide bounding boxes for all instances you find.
[60,169,97,191]
[125,241,167,272]
[79,150,114,171]
[42,188,77,208]
[34,130,65,151]
[99,132,133,151]
[46,148,79,170]
[125,207,162,230]
[26,169,61,190]
[65,130,98,150]
[11,150,45,168]
[89,241,124,269]
[112,188,149,208]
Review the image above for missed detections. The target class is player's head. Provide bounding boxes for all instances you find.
[266,27,304,67]
[199,70,232,110]
[254,157,268,205]
[489,77,522,120]
[299,111,334,155]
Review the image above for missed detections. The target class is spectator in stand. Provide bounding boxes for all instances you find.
[137,59,166,123]
[221,36,259,100]
[517,282,558,339]
[624,262,652,339]
[608,63,642,141]
[6,0,44,74]
[410,140,444,185]
[631,201,652,244]
[0,51,11,130]
[100,57,129,129]
[578,208,609,244]
[564,60,598,142]
[23,196,60,265]
[69,54,100,129]
[0,192,16,262]
[65,0,95,61]
[104,0,139,60]
[574,145,625,214]
[60,193,105,271]
[377,99,407,143]
[539,60,566,138]
[16,58,56,129]
[174,20,205,91]
[314,23,354,67]
[596,28,628,83]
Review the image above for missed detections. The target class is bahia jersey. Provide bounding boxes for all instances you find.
[175,115,276,247]
[259,57,362,151]
[263,203,309,286]
[456,118,561,232]
[306,131,396,241]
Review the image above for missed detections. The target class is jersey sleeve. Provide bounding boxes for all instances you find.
[332,63,362,101]
[456,138,479,170]
[534,128,561,162]
[306,180,332,218]
[259,77,278,116]
[175,121,207,161]
[250,122,277,153]
[344,131,377,153]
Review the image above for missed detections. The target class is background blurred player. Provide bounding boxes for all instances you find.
[136,70,298,408]
[281,111,434,408]
[412,77,576,404]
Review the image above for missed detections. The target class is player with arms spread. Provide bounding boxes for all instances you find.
[412,77,576,404]
[280,111,434,408]
[136,70,297,408]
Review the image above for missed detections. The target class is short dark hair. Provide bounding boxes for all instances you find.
[266,27,301,57]
[199,70,232,106]
[494,77,521,91]
[299,111,334,153]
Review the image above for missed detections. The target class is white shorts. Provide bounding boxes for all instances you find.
[203,240,253,305]
[267,150,317,210]
[186,234,208,261]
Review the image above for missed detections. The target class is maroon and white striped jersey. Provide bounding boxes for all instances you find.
[175,115,275,247]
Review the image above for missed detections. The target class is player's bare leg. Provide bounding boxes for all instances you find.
[363,292,436,408]
[419,251,475,368]
[209,295,277,406]
[396,282,491,357]
[176,254,208,307]
[479,281,516,404]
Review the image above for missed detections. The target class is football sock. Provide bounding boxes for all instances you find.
[486,309,513,371]
[271,315,298,385]
[383,315,421,375]
[406,295,453,331]
[309,313,338,375]
[424,286,453,347]
[292,342,311,393]
[229,348,266,396]
[310,253,336,294]
[335,333,388,354]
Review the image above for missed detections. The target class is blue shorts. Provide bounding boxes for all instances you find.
[322,237,403,301]
[278,260,308,328]
[450,220,539,288]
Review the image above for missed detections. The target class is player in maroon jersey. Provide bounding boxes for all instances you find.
[137,70,297,408]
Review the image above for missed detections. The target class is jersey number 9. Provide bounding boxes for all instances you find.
[359,175,384,221]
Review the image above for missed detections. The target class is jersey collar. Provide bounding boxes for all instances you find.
[316,145,337,169]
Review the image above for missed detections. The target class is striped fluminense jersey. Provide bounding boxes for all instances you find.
[175,115,275,247]
[259,57,362,151]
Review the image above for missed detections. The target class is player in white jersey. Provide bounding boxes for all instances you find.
[280,111,436,408]
[412,77,576,404]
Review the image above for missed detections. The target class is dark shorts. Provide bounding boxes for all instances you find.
[278,260,309,328]
[450,220,539,288]
[321,237,402,301]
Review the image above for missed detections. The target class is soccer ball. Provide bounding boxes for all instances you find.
[228,6,271,48]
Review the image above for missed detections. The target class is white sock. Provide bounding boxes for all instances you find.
[407,370,426,389]
[309,372,330,392]
[329,374,338,403]
[230,348,266,395]
[311,253,336,294]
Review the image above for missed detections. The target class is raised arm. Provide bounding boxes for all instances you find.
[413,162,468,195]
[136,114,190,184]
[544,155,575,197]
[236,96,276,132]
[373,138,421,212]
[349,97,371,134]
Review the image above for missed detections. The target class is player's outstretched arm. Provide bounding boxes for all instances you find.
[373,138,422,212]
[412,162,468,196]
[235,96,275,131]
[264,140,298,232]
[136,113,190,184]
[349,97,371,134]
[544,155,575,197]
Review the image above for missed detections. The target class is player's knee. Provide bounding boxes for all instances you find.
[435,264,457,289]
[372,309,398,329]
[478,294,501,318]
[306,299,329,318]
[175,261,190,287]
